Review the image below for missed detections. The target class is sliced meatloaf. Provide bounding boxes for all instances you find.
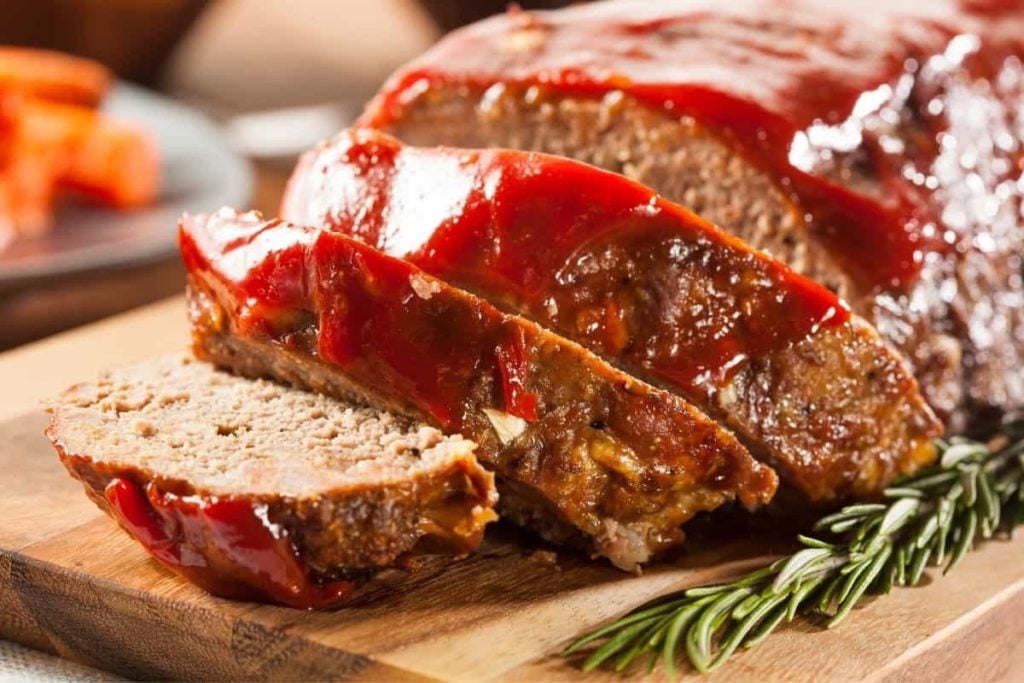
[282,129,941,502]
[46,354,497,608]
[359,0,1024,433]
[181,208,778,571]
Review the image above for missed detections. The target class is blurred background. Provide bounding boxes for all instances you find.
[0,0,575,350]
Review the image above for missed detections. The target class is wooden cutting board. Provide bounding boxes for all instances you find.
[3,297,1024,682]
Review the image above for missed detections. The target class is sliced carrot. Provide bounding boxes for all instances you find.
[0,47,111,108]
[0,97,64,238]
[16,100,160,209]
[61,117,160,208]
[0,157,60,239]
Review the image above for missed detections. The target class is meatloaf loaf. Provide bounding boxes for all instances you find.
[46,354,497,608]
[282,129,941,502]
[359,0,1024,434]
[181,208,778,570]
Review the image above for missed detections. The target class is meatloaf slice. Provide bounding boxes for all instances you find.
[360,0,1024,433]
[46,354,497,608]
[282,129,941,502]
[181,208,778,571]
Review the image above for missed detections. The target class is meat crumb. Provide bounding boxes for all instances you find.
[133,419,157,438]
[529,549,560,570]
[409,273,441,300]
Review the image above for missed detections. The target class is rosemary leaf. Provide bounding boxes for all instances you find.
[908,545,932,586]
[580,620,650,672]
[709,593,789,670]
[771,547,832,593]
[944,510,977,575]
[742,601,791,648]
[827,545,891,628]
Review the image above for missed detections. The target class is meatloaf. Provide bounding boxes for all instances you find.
[46,354,497,608]
[359,0,1024,434]
[282,129,941,502]
[181,208,778,570]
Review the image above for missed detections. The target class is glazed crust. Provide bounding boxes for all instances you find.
[181,209,778,571]
[282,129,942,501]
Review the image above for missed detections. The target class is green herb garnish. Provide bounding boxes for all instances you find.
[565,425,1024,677]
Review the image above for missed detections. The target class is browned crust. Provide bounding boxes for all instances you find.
[719,318,940,499]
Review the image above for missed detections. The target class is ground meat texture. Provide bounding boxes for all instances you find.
[282,129,941,502]
[180,208,778,571]
[359,0,1024,433]
[46,354,497,608]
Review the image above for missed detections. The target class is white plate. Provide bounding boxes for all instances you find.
[0,83,252,289]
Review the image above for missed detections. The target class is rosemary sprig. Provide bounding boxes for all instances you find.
[565,425,1024,677]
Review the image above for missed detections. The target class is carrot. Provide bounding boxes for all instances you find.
[61,117,160,208]
[0,47,111,108]
[17,100,160,209]
[0,96,64,238]
[0,156,59,239]
[0,51,158,239]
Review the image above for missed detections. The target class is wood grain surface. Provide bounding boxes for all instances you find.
[3,297,1024,681]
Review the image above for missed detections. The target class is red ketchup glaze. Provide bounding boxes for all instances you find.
[315,230,542,425]
[281,130,847,396]
[104,477,355,609]
[494,329,539,422]
[181,211,541,427]
[358,0,1024,293]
